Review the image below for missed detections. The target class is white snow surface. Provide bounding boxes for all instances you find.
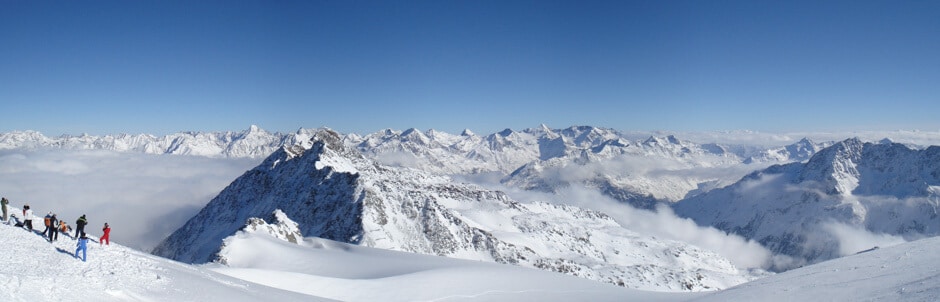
[220,219,940,302]
[690,236,940,302]
[0,216,322,301]
[214,230,697,302]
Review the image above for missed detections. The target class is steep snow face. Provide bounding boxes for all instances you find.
[0,219,319,301]
[152,130,366,264]
[154,130,762,291]
[674,139,940,264]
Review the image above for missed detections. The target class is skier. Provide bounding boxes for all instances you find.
[75,232,88,262]
[42,212,52,237]
[1,197,8,223]
[75,215,87,238]
[48,214,59,242]
[100,223,111,246]
[22,205,33,231]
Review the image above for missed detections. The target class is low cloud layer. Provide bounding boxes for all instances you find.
[0,149,260,252]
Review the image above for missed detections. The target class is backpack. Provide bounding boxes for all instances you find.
[44,216,51,227]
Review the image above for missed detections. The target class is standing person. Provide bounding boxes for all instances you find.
[23,205,33,231]
[75,215,87,238]
[43,212,52,237]
[75,232,88,262]
[100,223,111,246]
[1,197,8,223]
[48,214,59,242]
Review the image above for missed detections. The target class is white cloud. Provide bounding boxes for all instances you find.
[372,151,421,169]
[0,149,260,252]
[822,222,907,256]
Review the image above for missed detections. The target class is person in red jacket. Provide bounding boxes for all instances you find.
[100,222,110,245]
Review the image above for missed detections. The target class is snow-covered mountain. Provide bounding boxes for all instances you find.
[743,137,830,164]
[153,129,763,291]
[502,134,751,208]
[0,125,830,207]
[673,138,940,264]
[0,125,301,158]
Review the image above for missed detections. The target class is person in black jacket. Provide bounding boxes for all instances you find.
[75,215,88,238]
[48,214,59,242]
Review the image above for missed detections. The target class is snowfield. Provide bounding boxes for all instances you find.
[213,229,940,302]
[690,237,940,302]
[0,215,322,301]
[212,231,695,302]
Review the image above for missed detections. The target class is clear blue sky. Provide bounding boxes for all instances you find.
[1,1,938,136]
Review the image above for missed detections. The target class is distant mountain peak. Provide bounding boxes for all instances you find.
[643,135,681,146]
[498,128,515,137]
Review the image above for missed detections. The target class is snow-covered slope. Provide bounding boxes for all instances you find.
[690,236,940,302]
[674,138,940,264]
[0,214,322,301]
[216,212,940,302]
[153,130,762,291]
[212,215,700,302]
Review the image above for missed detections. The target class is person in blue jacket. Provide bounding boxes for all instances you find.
[75,232,88,262]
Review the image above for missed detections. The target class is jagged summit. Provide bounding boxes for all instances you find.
[497,128,515,137]
[744,137,829,164]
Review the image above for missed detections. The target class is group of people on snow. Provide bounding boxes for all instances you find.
[1,196,111,262]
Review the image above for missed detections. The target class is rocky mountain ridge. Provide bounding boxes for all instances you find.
[152,130,762,291]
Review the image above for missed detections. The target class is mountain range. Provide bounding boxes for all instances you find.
[8,125,940,293]
[0,125,826,209]
[152,129,762,291]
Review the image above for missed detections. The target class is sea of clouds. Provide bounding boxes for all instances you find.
[0,149,260,252]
